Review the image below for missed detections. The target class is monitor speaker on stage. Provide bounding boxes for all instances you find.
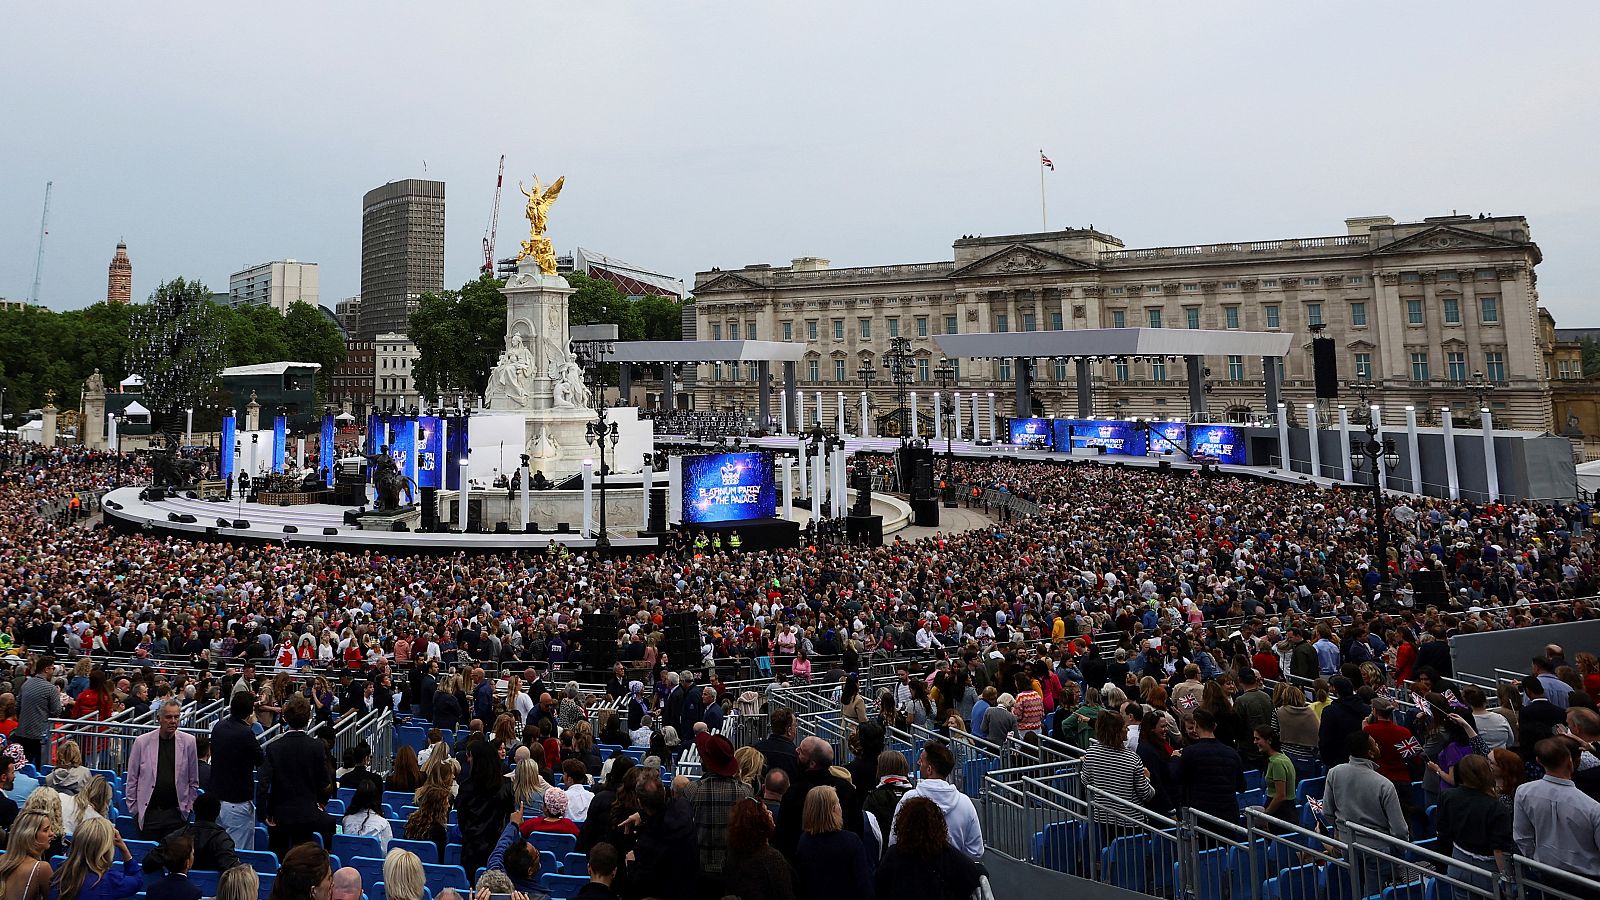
[850,463,874,517]
[1313,337,1339,399]
[583,613,618,671]
[420,487,438,532]
[648,487,668,533]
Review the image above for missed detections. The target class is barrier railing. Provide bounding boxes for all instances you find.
[48,715,212,771]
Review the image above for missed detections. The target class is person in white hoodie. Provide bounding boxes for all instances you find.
[889,740,983,860]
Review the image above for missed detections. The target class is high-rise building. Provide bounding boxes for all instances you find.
[360,179,445,340]
[107,241,132,305]
[335,296,362,336]
[228,259,321,313]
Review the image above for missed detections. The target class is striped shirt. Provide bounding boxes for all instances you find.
[1081,742,1154,823]
[17,674,62,741]
[1014,690,1045,732]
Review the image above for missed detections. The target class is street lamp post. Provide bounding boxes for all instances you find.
[1349,416,1401,605]
[1465,370,1497,425]
[574,327,619,548]
[934,356,957,507]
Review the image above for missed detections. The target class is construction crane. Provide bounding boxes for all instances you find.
[29,181,52,303]
[482,154,505,274]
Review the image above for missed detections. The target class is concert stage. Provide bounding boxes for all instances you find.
[688,516,801,551]
[99,487,662,554]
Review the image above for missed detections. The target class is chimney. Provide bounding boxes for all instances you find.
[1344,216,1394,236]
[790,257,831,272]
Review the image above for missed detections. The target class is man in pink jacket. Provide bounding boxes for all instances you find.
[125,698,200,840]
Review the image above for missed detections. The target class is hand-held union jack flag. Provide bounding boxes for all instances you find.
[1179,695,1198,710]
[1306,796,1326,821]
[1396,737,1423,759]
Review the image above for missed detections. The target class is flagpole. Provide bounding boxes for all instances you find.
[1039,156,1048,231]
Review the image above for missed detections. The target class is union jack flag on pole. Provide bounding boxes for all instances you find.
[1040,150,1054,170]
[1396,737,1423,759]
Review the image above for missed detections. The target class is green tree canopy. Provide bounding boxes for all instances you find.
[1583,336,1600,378]
[409,273,508,400]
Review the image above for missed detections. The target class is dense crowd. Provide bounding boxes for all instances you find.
[0,440,1598,899]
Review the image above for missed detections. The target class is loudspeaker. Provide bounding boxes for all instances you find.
[392,522,409,532]
[665,611,698,666]
[1313,337,1339,399]
[343,509,362,526]
[1158,460,1173,474]
[216,518,230,528]
[278,499,291,507]
[850,464,874,517]
[846,514,884,546]
[583,613,618,670]
[420,487,438,533]
[899,446,935,499]
[648,487,668,533]
[495,522,510,534]
[186,491,198,499]
[323,527,339,536]
[1412,569,1449,607]
[911,497,940,527]
[556,522,571,534]
[232,519,250,529]
[167,513,197,524]
[141,488,165,502]
[283,525,298,534]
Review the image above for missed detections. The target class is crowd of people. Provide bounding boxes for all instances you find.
[0,439,1598,898]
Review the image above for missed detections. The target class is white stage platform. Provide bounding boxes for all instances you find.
[100,488,662,551]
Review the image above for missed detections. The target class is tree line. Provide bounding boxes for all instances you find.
[0,279,347,424]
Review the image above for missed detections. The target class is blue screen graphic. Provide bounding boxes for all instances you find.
[1009,417,1053,449]
[682,452,777,524]
[220,416,237,480]
[271,416,287,473]
[1065,419,1146,456]
[1148,422,1188,456]
[1188,425,1248,464]
[416,416,444,489]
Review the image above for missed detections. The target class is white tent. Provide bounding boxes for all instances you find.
[1578,458,1600,496]
[17,420,43,444]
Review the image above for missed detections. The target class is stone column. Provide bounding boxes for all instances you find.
[1014,357,1031,420]
[1338,406,1353,482]
[909,392,919,439]
[782,362,798,431]
[41,394,57,449]
[859,392,869,438]
[1276,404,1291,470]
[933,392,944,440]
[1481,410,1499,501]
[1405,406,1421,495]
[581,460,595,537]
[1440,408,1460,500]
[952,392,962,440]
[82,374,107,451]
[1306,403,1322,478]
[986,392,996,442]
[245,391,261,432]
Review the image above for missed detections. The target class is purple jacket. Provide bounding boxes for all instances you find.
[125,729,200,826]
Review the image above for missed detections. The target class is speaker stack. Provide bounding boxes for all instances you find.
[1312,337,1340,399]
[420,487,439,532]
[583,612,618,671]
[664,611,699,667]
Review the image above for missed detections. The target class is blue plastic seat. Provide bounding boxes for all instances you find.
[1099,835,1151,892]
[385,791,415,810]
[326,798,346,816]
[1033,821,1090,876]
[116,817,143,841]
[1243,769,1265,792]
[1186,847,1231,900]
[255,824,271,851]
[1383,881,1427,900]
[258,873,276,900]
[338,787,357,805]
[190,870,222,896]
[422,864,470,896]
[125,840,158,864]
[333,834,385,862]
[238,849,280,873]
[561,853,587,876]
[526,832,576,858]
[1264,863,1320,900]
[539,850,560,876]
[392,838,439,864]
[542,874,587,900]
[349,857,389,900]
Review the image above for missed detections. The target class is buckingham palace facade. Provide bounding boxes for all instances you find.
[688,213,1555,432]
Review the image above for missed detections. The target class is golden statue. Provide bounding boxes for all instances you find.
[517,175,565,276]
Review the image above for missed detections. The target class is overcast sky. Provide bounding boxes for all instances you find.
[4,2,1597,325]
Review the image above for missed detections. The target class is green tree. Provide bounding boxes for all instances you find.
[636,293,686,341]
[218,302,291,366]
[282,301,348,401]
[566,272,643,340]
[1583,337,1600,378]
[409,273,508,400]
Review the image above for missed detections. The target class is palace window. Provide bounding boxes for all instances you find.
[999,359,1012,381]
[917,358,930,382]
[1265,305,1280,328]
[1410,352,1430,382]
[1407,299,1424,325]
[1227,355,1245,382]
[1224,306,1240,329]
[1485,351,1506,382]
[1350,302,1366,327]
[1054,359,1068,381]
[916,316,928,337]
[1185,307,1201,329]
[1111,310,1126,328]
[1443,298,1460,325]
[1022,312,1036,332]
[834,359,846,382]
[1115,359,1129,382]
[1354,352,1372,380]
[995,313,1009,333]
[807,360,819,382]
[1447,351,1467,383]
[1150,359,1167,381]
[1147,308,1163,328]
[1050,311,1063,331]
[833,319,844,340]
[711,323,722,340]
[807,320,818,341]
[859,317,871,339]
[1306,303,1324,327]
[887,317,899,337]
[783,321,793,341]
[728,321,739,340]
[945,315,958,335]
[1303,276,1321,286]
[1480,295,1499,323]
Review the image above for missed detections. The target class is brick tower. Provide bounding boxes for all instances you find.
[107,241,132,304]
